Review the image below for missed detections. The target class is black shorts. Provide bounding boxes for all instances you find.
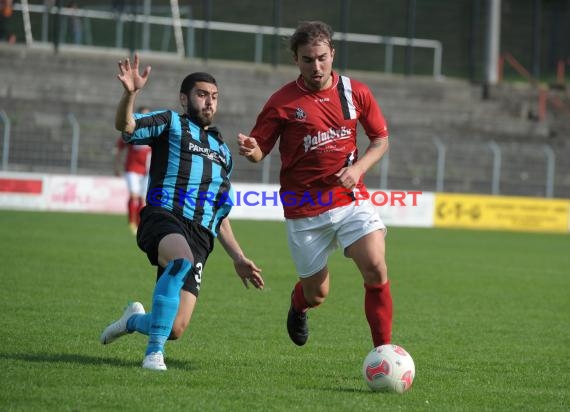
[137,206,214,289]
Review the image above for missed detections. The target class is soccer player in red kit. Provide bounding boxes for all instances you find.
[238,21,392,349]
[114,106,152,234]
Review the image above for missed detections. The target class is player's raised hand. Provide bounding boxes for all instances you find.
[117,53,151,93]
[233,256,264,290]
[237,133,259,157]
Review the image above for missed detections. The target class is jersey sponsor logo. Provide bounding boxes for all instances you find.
[295,107,307,121]
[188,141,229,169]
[303,127,352,152]
[218,144,229,160]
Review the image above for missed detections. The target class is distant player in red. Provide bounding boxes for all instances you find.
[238,21,393,349]
[114,106,152,233]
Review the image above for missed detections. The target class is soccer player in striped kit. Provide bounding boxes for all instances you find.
[101,54,264,371]
[238,21,393,350]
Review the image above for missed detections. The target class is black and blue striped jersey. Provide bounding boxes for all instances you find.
[123,110,233,237]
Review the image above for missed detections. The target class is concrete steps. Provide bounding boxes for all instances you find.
[1,43,569,198]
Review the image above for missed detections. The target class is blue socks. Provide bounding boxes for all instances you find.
[141,258,192,356]
[127,313,151,334]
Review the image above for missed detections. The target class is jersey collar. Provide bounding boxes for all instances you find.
[295,71,339,93]
[183,113,224,142]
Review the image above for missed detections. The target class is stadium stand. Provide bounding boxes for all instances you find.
[0,43,569,198]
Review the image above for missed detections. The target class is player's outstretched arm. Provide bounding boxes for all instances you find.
[218,218,264,289]
[237,133,265,163]
[115,53,152,134]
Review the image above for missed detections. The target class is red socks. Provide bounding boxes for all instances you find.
[291,281,323,312]
[364,281,393,347]
[291,280,392,346]
[292,281,310,313]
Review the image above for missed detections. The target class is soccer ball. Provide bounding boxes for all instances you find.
[362,344,415,393]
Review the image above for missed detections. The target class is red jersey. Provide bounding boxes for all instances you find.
[250,72,389,218]
[116,138,152,175]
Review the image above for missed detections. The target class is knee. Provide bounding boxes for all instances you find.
[363,260,388,284]
[307,286,329,306]
[169,326,183,340]
[311,295,326,306]
[169,320,189,340]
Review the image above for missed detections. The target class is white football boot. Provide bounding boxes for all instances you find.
[100,302,145,344]
[142,352,167,371]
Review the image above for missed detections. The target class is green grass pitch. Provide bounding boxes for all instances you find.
[0,210,568,411]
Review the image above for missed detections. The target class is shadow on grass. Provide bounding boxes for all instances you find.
[320,386,372,394]
[0,352,193,370]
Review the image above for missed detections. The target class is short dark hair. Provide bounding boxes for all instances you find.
[289,21,334,56]
[179,72,217,95]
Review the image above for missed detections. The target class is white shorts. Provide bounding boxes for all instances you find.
[286,199,386,277]
[125,172,149,198]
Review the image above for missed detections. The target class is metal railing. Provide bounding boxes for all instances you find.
[13,2,443,78]
[0,111,81,175]
[67,113,80,175]
[499,52,570,121]
[367,138,557,198]
[0,111,559,197]
[0,110,11,171]
[432,137,446,193]
[487,141,501,195]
